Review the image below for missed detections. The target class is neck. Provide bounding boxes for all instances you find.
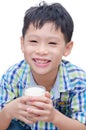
[32,70,58,91]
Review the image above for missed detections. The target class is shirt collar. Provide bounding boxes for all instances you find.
[29,71,60,100]
[58,60,72,92]
[29,60,72,99]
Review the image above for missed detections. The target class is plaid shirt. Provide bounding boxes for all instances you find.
[0,59,86,130]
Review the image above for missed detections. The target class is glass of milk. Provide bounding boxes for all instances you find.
[23,85,46,97]
[23,85,46,129]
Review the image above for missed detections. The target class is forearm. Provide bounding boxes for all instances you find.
[52,109,86,130]
[0,108,12,130]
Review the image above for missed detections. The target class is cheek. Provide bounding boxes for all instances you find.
[23,46,33,54]
[53,49,63,58]
[23,51,31,65]
[52,50,63,63]
[53,55,62,64]
[23,46,36,62]
[23,47,31,60]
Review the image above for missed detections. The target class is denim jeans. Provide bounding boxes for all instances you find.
[7,120,31,130]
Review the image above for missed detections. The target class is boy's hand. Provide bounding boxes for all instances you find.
[26,91,56,123]
[3,96,36,124]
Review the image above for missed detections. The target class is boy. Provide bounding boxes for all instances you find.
[0,1,86,130]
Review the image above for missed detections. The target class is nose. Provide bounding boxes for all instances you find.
[35,43,48,55]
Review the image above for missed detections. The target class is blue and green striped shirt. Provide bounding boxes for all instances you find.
[0,59,86,129]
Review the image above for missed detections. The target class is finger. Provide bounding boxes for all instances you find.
[45,91,51,98]
[15,102,29,112]
[16,110,28,118]
[19,96,30,104]
[28,96,52,104]
[18,115,34,124]
[27,104,51,116]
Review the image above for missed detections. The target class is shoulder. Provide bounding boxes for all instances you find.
[61,59,86,87]
[5,60,28,74]
[62,59,86,75]
[0,60,30,84]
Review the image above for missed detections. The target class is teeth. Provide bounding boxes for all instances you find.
[35,59,48,64]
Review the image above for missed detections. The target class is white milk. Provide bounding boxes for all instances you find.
[23,86,46,96]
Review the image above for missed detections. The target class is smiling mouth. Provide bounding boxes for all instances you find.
[33,58,51,64]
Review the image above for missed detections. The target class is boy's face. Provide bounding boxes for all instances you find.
[21,23,73,76]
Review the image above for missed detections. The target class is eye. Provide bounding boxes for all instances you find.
[30,40,37,43]
[49,42,57,45]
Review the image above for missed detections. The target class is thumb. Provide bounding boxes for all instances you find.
[45,91,51,99]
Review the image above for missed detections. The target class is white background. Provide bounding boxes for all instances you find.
[0,0,86,77]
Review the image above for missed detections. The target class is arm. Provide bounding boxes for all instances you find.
[0,72,29,129]
[26,92,86,130]
[0,107,12,130]
[0,96,33,130]
[52,108,86,130]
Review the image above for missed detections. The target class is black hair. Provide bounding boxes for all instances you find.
[22,1,74,43]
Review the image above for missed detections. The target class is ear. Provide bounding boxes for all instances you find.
[20,36,24,53]
[63,41,73,56]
